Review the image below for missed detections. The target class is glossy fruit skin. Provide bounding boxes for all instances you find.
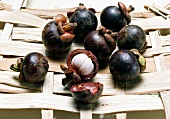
[109,49,140,81]
[42,21,73,53]
[69,9,98,42]
[70,82,103,104]
[84,30,116,63]
[117,25,146,51]
[100,6,127,32]
[20,52,49,83]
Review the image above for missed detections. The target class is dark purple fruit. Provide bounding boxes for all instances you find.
[70,82,103,104]
[100,2,134,32]
[10,52,49,84]
[42,15,76,57]
[109,49,141,81]
[84,26,116,66]
[117,25,147,52]
[68,3,98,42]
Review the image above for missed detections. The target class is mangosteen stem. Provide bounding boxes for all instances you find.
[62,76,73,86]
[78,3,86,10]
[10,58,23,72]
[58,22,65,34]
[58,22,77,34]
[118,2,134,24]
[130,49,146,72]
[127,5,135,13]
[10,64,20,72]
[98,26,107,34]
[63,23,77,33]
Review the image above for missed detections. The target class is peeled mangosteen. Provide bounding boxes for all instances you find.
[10,52,49,84]
[68,3,98,43]
[84,26,116,67]
[117,25,147,52]
[109,49,146,81]
[70,82,103,104]
[100,2,134,32]
[60,49,99,86]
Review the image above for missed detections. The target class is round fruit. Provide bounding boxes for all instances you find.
[84,26,116,66]
[100,2,134,32]
[69,4,98,42]
[117,25,146,52]
[42,21,74,54]
[109,49,140,81]
[10,52,49,84]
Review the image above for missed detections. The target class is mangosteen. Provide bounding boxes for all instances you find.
[100,2,134,32]
[10,52,49,84]
[109,49,146,81]
[60,49,99,86]
[42,14,77,58]
[84,26,116,67]
[70,82,103,104]
[117,25,147,52]
[68,3,98,43]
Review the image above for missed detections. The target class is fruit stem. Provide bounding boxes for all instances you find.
[10,58,23,72]
[98,26,107,34]
[127,5,135,13]
[62,76,73,86]
[10,64,20,72]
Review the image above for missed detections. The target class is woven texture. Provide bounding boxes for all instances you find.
[0,0,170,119]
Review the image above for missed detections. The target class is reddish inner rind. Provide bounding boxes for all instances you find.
[70,82,103,95]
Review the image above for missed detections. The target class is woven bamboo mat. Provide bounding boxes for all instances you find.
[0,0,170,119]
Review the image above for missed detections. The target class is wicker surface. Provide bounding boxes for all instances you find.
[0,0,170,119]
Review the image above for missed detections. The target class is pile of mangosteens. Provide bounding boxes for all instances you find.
[10,2,147,105]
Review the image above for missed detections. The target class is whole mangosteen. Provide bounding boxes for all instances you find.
[100,2,134,32]
[84,26,116,67]
[109,49,146,81]
[10,52,49,84]
[68,3,98,43]
[117,25,147,52]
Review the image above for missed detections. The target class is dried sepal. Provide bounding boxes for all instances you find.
[130,49,146,72]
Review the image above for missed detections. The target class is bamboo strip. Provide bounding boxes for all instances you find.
[152,5,170,15]
[144,5,168,19]
[0,71,41,93]
[0,40,45,56]
[0,10,47,28]
[0,2,11,10]
[116,79,127,119]
[1,0,25,41]
[80,104,92,119]
[53,74,117,95]
[0,40,170,72]
[42,110,54,119]
[0,2,158,19]
[160,91,170,119]
[2,69,170,95]
[0,10,169,30]
[41,72,54,119]
[149,31,166,71]
[131,16,170,30]
[0,83,40,93]
[0,93,164,114]
[2,38,170,58]
[143,46,170,57]
[126,69,170,94]
[10,28,170,46]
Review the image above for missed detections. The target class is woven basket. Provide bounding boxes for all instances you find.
[0,0,170,119]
